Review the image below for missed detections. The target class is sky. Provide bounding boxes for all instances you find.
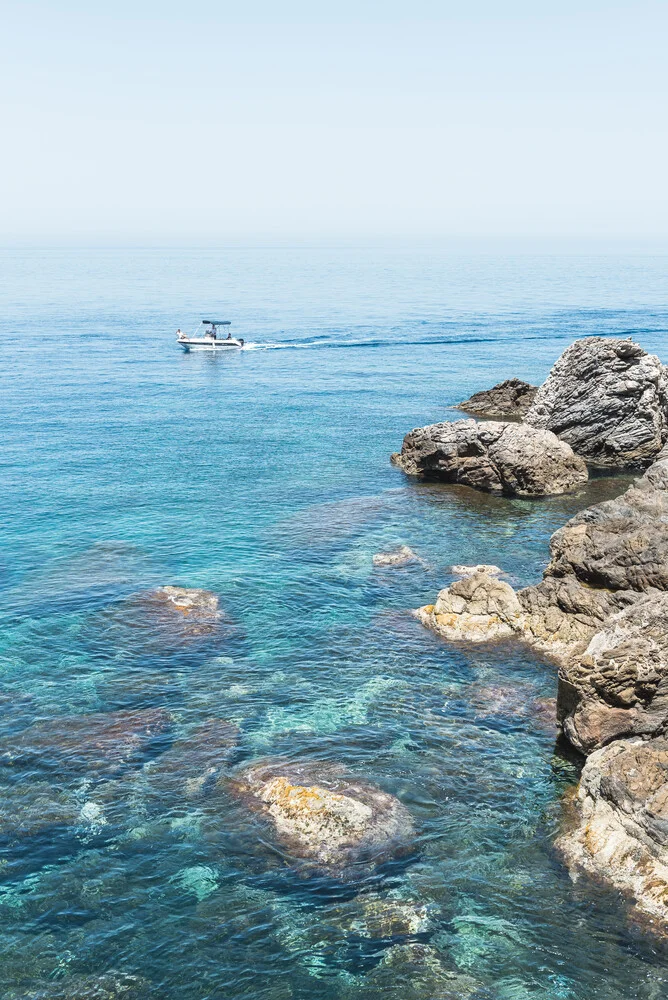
[2,0,667,245]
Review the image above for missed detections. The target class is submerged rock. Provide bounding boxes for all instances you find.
[373,545,422,568]
[392,419,587,496]
[458,377,538,419]
[557,737,668,925]
[0,708,172,778]
[231,759,414,874]
[525,337,668,467]
[8,973,152,999]
[416,572,524,642]
[145,718,239,800]
[557,593,668,754]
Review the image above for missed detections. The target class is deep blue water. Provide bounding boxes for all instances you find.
[2,248,668,999]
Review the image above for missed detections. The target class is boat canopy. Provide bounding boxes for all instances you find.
[202,319,231,326]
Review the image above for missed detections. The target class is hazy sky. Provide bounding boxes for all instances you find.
[2,1,667,244]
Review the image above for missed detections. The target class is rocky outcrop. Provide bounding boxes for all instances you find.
[391,419,588,497]
[519,447,668,659]
[557,594,668,754]
[0,708,172,778]
[458,377,538,419]
[557,737,668,923]
[232,759,414,874]
[415,572,524,642]
[525,337,668,468]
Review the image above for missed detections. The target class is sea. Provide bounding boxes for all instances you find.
[2,247,668,999]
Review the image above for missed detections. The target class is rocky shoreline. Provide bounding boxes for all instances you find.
[397,336,668,927]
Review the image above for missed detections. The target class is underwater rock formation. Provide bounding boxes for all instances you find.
[525,337,668,467]
[144,717,239,800]
[457,377,538,419]
[415,571,524,642]
[391,419,588,496]
[232,759,414,874]
[0,708,172,778]
[557,737,668,924]
[373,545,422,567]
[8,973,152,999]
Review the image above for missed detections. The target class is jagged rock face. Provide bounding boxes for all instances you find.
[233,759,414,874]
[557,737,668,924]
[392,419,588,497]
[519,450,668,659]
[525,337,668,467]
[557,594,668,754]
[416,572,524,642]
[458,377,538,418]
[0,708,172,778]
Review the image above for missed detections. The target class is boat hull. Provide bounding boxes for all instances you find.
[178,338,243,352]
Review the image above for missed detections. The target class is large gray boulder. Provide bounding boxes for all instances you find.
[391,419,588,496]
[458,377,538,419]
[525,337,668,467]
[557,737,668,925]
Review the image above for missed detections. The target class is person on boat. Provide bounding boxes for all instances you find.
[227,329,231,339]
[210,326,217,339]
[176,328,183,338]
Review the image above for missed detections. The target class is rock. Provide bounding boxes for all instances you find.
[392,419,588,496]
[8,973,152,999]
[0,708,172,778]
[0,781,81,840]
[415,571,525,642]
[458,377,538,419]
[231,759,414,873]
[145,718,239,800]
[364,942,480,998]
[557,737,668,924]
[450,563,502,576]
[518,453,668,659]
[557,593,668,754]
[373,545,422,568]
[525,337,668,467]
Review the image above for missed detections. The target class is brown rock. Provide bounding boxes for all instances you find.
[557,737,668,924]
[0,708,172,777]
[458,377,538,419]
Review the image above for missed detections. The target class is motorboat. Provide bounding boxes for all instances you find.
[176,319,244,351]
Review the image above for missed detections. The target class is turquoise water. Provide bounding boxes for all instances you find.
[2,248,668,999]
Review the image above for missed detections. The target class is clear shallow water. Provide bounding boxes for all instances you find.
[2,248,668,999]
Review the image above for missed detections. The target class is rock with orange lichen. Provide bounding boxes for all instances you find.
[415,571,525,642]
[232,759,414,874]
[557,736,668,925]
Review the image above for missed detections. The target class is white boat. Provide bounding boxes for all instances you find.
[176,319,244,351]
